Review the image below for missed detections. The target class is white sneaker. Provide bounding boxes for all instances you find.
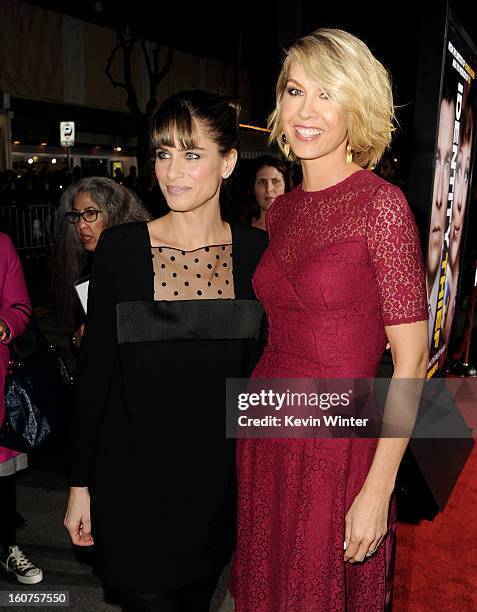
[0,545,43,584]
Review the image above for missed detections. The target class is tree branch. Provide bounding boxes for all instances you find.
[119,30,141,117]
[152,43,160,80]
[140,38,154,90]
[153,46,174,97]
[105,41,129,92]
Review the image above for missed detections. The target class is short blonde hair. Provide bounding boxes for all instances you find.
[268,28,395,168]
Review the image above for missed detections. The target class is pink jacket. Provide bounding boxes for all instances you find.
[0,231,31,463]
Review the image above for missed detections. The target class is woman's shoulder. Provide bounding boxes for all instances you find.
[274,186,301,204]
[362,170,406,201]
[231,223,268,276]
[345,170,410,221]
[264,188,298,233]
[97,221,147,252]
[365,173,418,236]
[0,231,18,266]
[270,187,302,214]
[0,231,15,251]
[94,222,149,267]
[101,220,148,243]
[232,222,268,250]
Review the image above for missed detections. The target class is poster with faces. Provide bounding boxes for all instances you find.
[426,19,477,378]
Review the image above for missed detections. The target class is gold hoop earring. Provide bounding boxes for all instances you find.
[281,132,290,158]
[346,143,353,165]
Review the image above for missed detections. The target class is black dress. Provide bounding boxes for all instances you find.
[69,221,267,591]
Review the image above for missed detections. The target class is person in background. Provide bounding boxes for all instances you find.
[232,28,428,611]
[51,177,150,350]
[378,151,397,181]
[246,155,289,231]
[0,232,42,584]
[113,168,124,185]
[124,165,138,192]
[376,151,406,192]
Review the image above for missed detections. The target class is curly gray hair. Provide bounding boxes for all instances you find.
[52,177,151,322]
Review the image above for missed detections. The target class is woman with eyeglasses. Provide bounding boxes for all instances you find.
[52,177,150,349]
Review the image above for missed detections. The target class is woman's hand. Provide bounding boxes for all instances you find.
[0,317,10,343]
[64,487,94,546]
[343,486,391,563]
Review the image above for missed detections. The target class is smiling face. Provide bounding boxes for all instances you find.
[254,165,286,211]
[450,137,472,268]
[154,120,237,213]
[427,98,455,282]
[73,191,106,252]
[279,60,348,165]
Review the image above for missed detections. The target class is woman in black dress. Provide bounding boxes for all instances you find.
[64,90,267,612]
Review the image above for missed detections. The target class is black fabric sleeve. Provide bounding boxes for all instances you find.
[238,225,269,376]
[68,230,118,486]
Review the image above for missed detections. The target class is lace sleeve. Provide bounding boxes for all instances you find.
[366,183,428,326]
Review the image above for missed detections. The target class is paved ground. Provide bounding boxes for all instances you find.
[0,465,234,612]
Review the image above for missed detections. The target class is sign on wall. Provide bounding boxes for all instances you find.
[60,121,75,147]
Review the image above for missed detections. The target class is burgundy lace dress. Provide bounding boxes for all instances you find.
[232,170,428,611]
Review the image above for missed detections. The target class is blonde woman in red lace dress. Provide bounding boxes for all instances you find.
[232,29,429,611]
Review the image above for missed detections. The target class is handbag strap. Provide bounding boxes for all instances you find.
[8,303,53,357]
[6,303,30,363]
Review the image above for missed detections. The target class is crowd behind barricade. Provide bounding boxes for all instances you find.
[0,166,159,211]
[0,166,164,251]
[0,156,398,213]
[0,168,70,208]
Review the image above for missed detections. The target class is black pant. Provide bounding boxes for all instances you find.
[116,571,221,612]
[0,474,16,560]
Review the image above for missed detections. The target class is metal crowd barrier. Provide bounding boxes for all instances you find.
[0,205,55,250]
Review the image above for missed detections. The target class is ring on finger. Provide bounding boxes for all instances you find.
[366,548,377,557]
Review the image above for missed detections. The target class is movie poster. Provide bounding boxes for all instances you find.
[426,17,477,378]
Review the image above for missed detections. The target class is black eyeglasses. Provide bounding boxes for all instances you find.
[65,209,103,224]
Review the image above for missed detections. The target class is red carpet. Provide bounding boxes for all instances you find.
[394,397,477,611]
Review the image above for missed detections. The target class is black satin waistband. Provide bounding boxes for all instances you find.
[116,299,265,344]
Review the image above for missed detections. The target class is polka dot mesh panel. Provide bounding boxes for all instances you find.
[151,244,234,300]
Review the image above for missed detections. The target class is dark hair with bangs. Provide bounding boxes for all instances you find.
[251,155,290,193]
[150,89,240,156]
[246,155,290,223]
